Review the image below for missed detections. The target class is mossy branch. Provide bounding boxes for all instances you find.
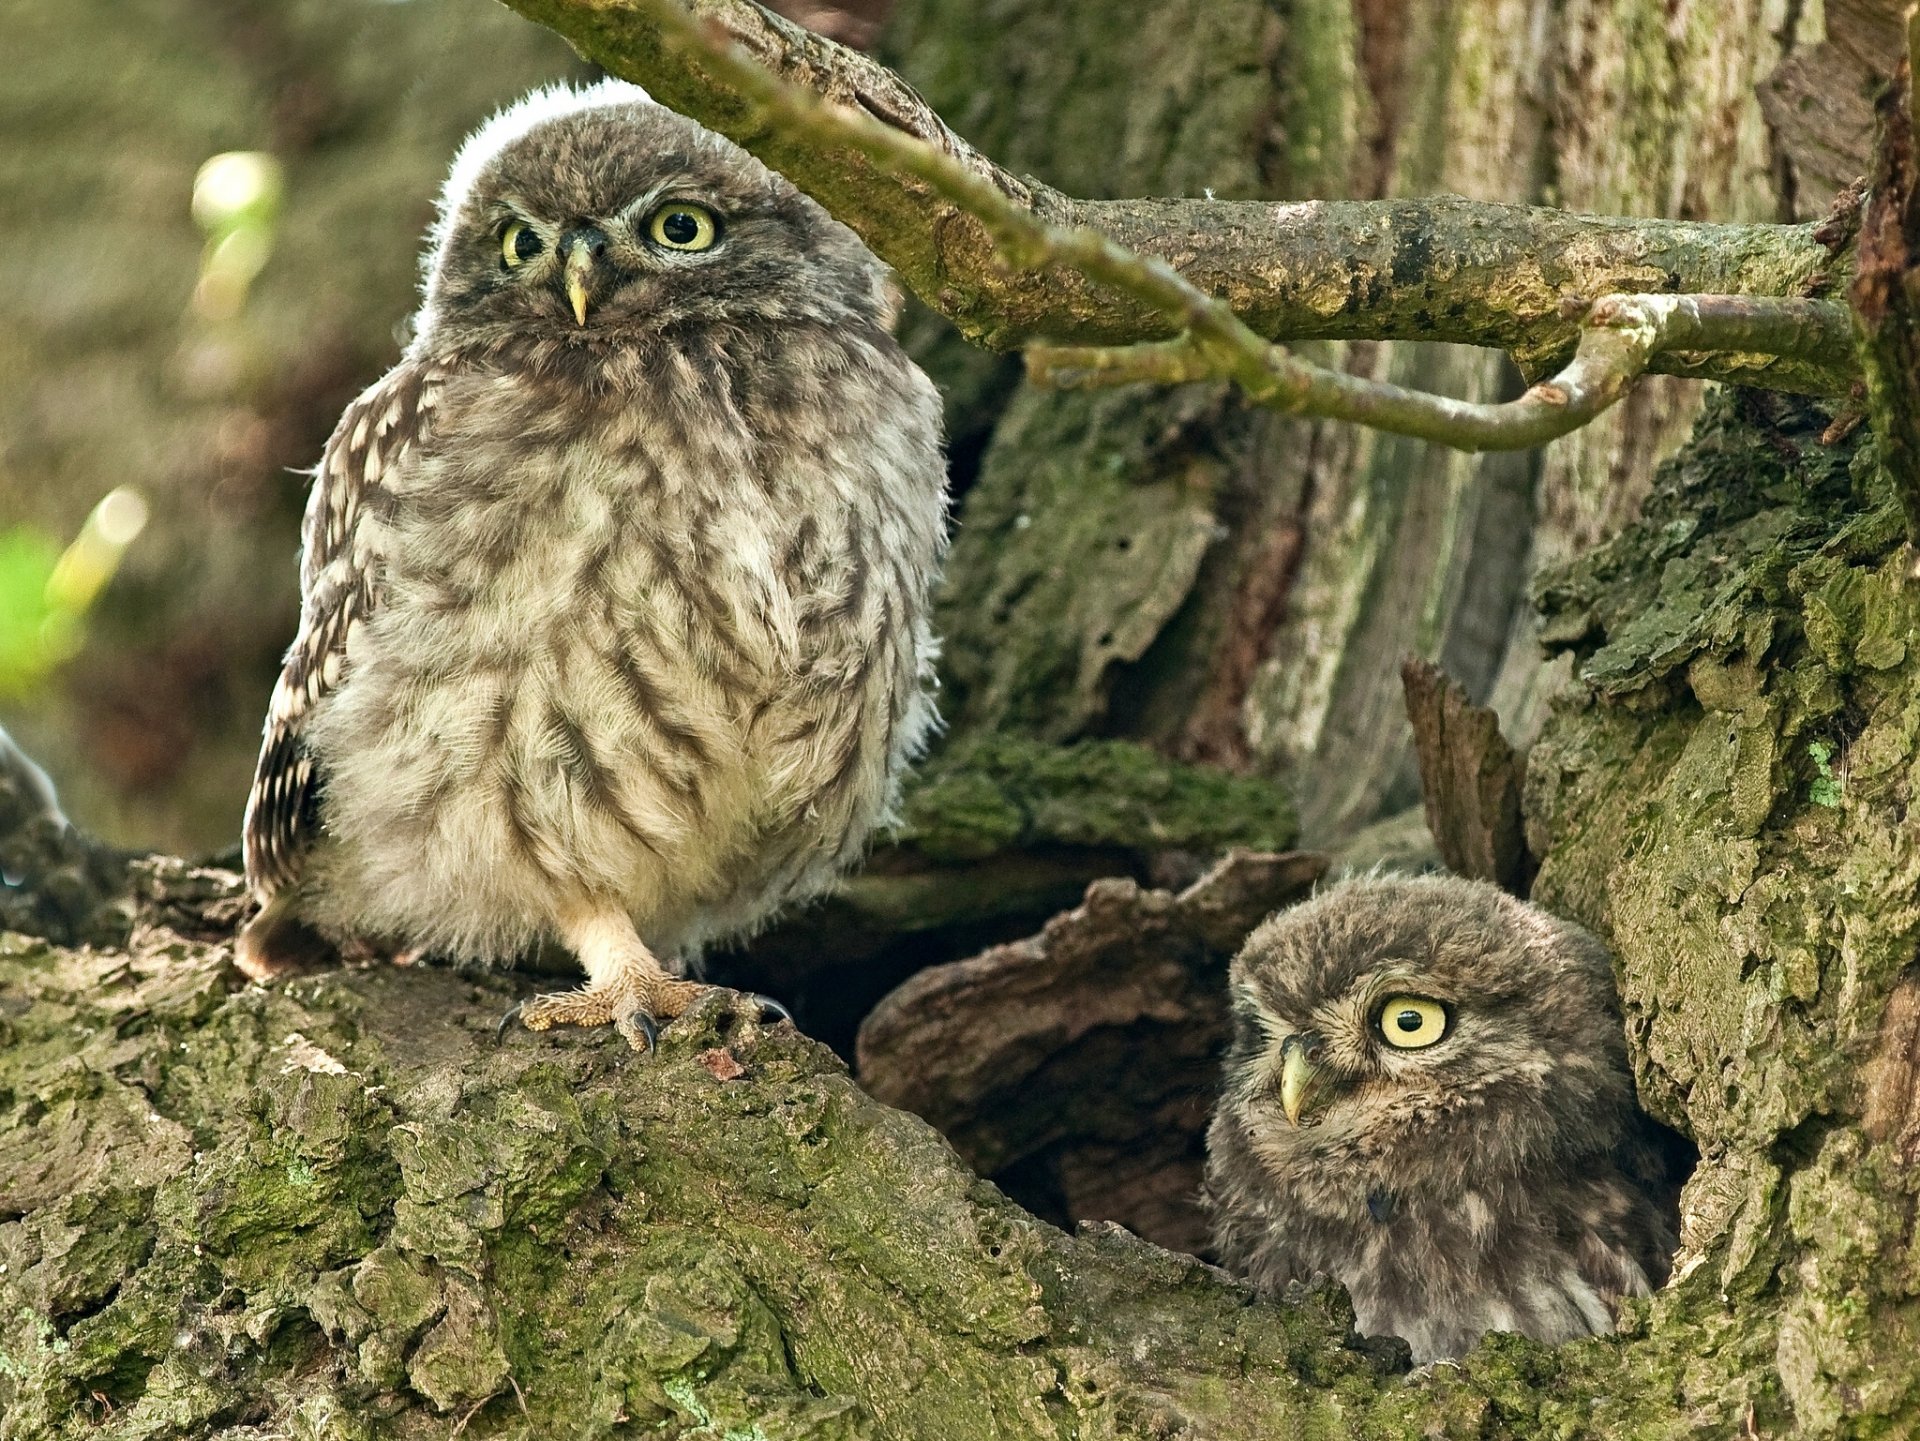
[0,928,1675,1439]
[500,0,1856,437]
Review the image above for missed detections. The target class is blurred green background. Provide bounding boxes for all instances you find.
[0,0,585,853]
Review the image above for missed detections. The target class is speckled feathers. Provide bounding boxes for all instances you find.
[1206,874,1681,1362]
[240,82,946,993]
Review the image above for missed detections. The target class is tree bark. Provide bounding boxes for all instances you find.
[6,382,1918,1439]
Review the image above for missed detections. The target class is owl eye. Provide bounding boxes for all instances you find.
[648,203,719,252]
[1376,995,1449,1049]
[500,221,541,268]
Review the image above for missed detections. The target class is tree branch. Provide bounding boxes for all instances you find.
[501,0,1852,402]
[1030,293,1850,452]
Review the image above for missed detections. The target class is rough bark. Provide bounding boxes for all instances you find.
[1759,0,1906,220]
[856,849,1327,1253]
[1524,387,1920,1435]
[1851,18,1920,548]
[1400,657,1532,894]
[6,384,1919,1439]
[3,909,1416,1441]
[869,0,1830,843]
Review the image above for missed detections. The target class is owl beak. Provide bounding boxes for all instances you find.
[1278,1034,1321,1128]
[566,267,592,326]
[558,226,609,327]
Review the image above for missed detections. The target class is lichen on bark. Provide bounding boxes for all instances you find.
[0,931,1408,1440]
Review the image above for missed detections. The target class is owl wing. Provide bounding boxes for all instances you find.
[1564,1156,1680,1330]
[242,362,440,901]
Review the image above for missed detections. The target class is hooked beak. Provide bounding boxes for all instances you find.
[564,249,594,326]
[1278,1034,1321,1128]
[559,226,609,327]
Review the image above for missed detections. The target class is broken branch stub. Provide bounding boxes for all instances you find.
[1399,658,1533,896]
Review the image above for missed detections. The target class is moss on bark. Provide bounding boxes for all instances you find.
[1526,389,1920,1433]
[0,935,1406,1440]
[895,735,1298,863]
[5,394,1919,1438]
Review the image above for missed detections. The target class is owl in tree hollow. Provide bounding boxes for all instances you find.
[1205,873,1681,1362]
[238,81,947,1047]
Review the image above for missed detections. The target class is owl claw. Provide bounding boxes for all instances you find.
[615,1006,661,1054]
[497,985,785,1051]
[494,994,661,1052]
[507,969,702,1053]
[494,1001,524,1045]
[745,992,793,1025]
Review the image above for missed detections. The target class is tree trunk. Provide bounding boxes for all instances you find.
[5,0,1917,1436]
[908,0,1812,842]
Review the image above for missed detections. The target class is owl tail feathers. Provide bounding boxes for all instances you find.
[234,895,338,981]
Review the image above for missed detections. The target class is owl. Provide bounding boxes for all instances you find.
[237,81,947,1049]
[1205,873,1679,1363]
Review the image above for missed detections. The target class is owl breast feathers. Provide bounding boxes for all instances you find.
[1205,873,1682,1363]
[238,81,947,1046]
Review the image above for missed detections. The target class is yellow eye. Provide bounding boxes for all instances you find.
[648,204,718,252]
[1376,995,1449,1049]
[501,221,540,267]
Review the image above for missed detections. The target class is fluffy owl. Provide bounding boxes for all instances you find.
[238,81,947,1048]
[1205,874,1679,1363]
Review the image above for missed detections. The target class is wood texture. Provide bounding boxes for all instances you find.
[856,851,1326,1254]
[1399,657,1532,894]
[1851,24,1920,548]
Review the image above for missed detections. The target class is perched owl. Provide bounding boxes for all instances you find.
[1205,874,1679,1363]
[238,81,947,1049]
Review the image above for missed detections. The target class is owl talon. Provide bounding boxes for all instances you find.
[746,992,793,1025]
[495,993,663,1052]
[511,940,704,1054]
[616,1006,661,1054]
[494,1001,525,1044]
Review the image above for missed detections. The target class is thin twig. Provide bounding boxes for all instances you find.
[1033,294,1851,451]
[628,1,1855,453]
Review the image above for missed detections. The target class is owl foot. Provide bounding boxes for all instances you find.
[498,902,798,1051]
[496,984,793,1050]
[511,970,706,1052]
[503,901,701,1050]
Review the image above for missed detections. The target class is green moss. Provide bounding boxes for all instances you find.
[1526,389,1920,1434]
[897,734,1297,863]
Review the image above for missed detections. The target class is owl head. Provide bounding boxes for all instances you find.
[1218,873,1635,1195]
[413,80,894,356]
